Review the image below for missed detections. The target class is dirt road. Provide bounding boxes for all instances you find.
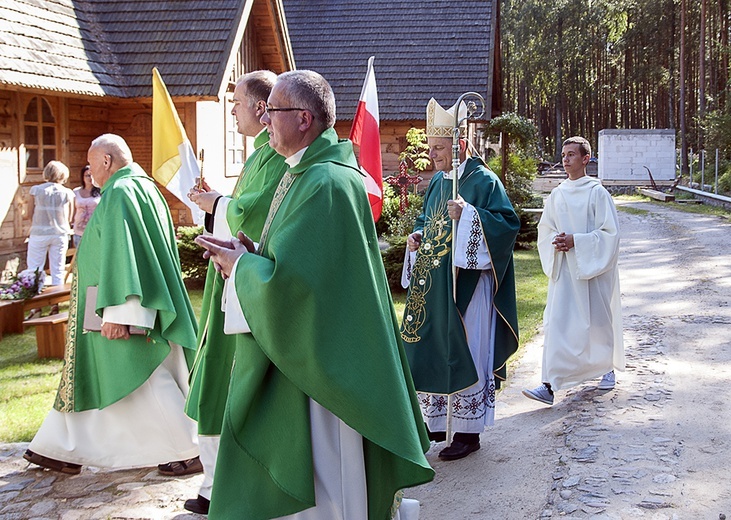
[1,200,730,519]
[409,200,731,519]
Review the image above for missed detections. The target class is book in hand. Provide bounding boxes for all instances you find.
[84,286,147,335]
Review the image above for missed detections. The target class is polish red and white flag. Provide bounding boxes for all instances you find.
[350,56,383,221]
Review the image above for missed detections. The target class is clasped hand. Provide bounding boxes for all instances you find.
[188,177,221,213]
[195,231,256,279]
[552,232,574,252]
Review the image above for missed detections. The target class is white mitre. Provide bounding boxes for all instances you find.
[425,98,467,138]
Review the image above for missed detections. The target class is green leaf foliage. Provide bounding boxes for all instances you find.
[176,225,207,283]
[380,235,409,293]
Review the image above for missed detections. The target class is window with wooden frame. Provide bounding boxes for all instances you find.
[23,96,57,171]
[224,91,248,178]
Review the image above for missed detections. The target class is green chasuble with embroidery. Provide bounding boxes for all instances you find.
[210,128,434,520]
[401,157,520,395]
[53,163,197,413]
[185,131,286,434]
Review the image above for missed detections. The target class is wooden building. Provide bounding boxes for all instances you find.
[0,0,294,268]
[282,0,502,180]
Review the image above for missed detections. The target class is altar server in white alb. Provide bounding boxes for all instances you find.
[523,136,624,406]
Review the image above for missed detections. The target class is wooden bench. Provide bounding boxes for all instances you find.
[23,284,72,314]
[638,187,675,202]
[1,284,71,341]
[0,284,72,339]
[0,300,25,339]
[24,312,68,359]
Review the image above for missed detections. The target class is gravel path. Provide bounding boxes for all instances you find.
[1,200,730,519]
[411,200,731,519]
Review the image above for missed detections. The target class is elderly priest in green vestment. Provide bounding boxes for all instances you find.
[195,70,434,520]
[400,98,521,461]
[24,134,200,475]
[183,70,287,516]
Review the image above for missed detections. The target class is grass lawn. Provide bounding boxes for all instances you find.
[0,248,546,443]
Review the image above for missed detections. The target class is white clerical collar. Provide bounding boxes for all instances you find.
[442,160,467,180]
[285,147,309,168]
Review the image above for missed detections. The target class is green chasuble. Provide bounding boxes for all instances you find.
[401,157,520,395]
[53,163,197,413]
[210,128,434,520]
[185,131,286,434]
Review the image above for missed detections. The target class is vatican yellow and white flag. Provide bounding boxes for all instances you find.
[152,67,204,224]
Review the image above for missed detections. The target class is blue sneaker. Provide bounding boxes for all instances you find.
[597,371,616,390]
[522,384,554,405]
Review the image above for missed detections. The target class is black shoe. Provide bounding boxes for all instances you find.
[184,494,210,515]
[438,441,480,461]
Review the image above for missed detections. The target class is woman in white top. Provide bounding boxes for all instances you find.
[26,161,75,289]
[72,165,101,248]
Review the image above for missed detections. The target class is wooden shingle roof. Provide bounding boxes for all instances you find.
[0,0,292,99]
[282,0,500,121]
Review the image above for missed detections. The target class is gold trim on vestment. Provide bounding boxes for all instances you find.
[231,164,247,199]
[401,196,452,344]
[258,171,296,252]
[54,264,79,412]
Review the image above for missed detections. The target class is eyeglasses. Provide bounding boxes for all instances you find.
[264,105,308,114]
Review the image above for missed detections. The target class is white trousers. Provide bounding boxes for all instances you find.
[273,400,419,520]
[198,435,219,500]
[277,399,368,520]
[27,234,67,286]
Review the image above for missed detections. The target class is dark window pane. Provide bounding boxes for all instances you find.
[24,98,38,121]
[43,148,56,164]
[25,125,38,144]
[41,98,55,123]
[26,148,38,168]
[43,126,55,145]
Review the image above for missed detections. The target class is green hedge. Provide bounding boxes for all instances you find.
[176,226,207,283]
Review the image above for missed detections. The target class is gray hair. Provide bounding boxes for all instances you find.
[563,136,591,158]
[237,70,277,106]
[43,160,70,184]
[277,70,336,131]
[90,134,134,165]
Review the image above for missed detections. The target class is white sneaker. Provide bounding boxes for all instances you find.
[522,385,554,405]
[597,371,616,390]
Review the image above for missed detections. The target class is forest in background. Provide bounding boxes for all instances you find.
[501,0,727,175]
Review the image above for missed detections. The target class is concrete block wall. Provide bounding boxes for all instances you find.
[598,129,676,181]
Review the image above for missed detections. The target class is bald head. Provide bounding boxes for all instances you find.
[87,134,134,187]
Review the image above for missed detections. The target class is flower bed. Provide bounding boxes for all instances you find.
[0,269,45,300]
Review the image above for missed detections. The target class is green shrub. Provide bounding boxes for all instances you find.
[377,127,429,237]
[377,184,424,238]
[488,153,542,248]
[720,168,731,195]
[176,226,207,283]
[381,235,408,293]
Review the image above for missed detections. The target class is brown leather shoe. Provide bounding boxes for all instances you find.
[157,456,203,476]
[23,449,81,474]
